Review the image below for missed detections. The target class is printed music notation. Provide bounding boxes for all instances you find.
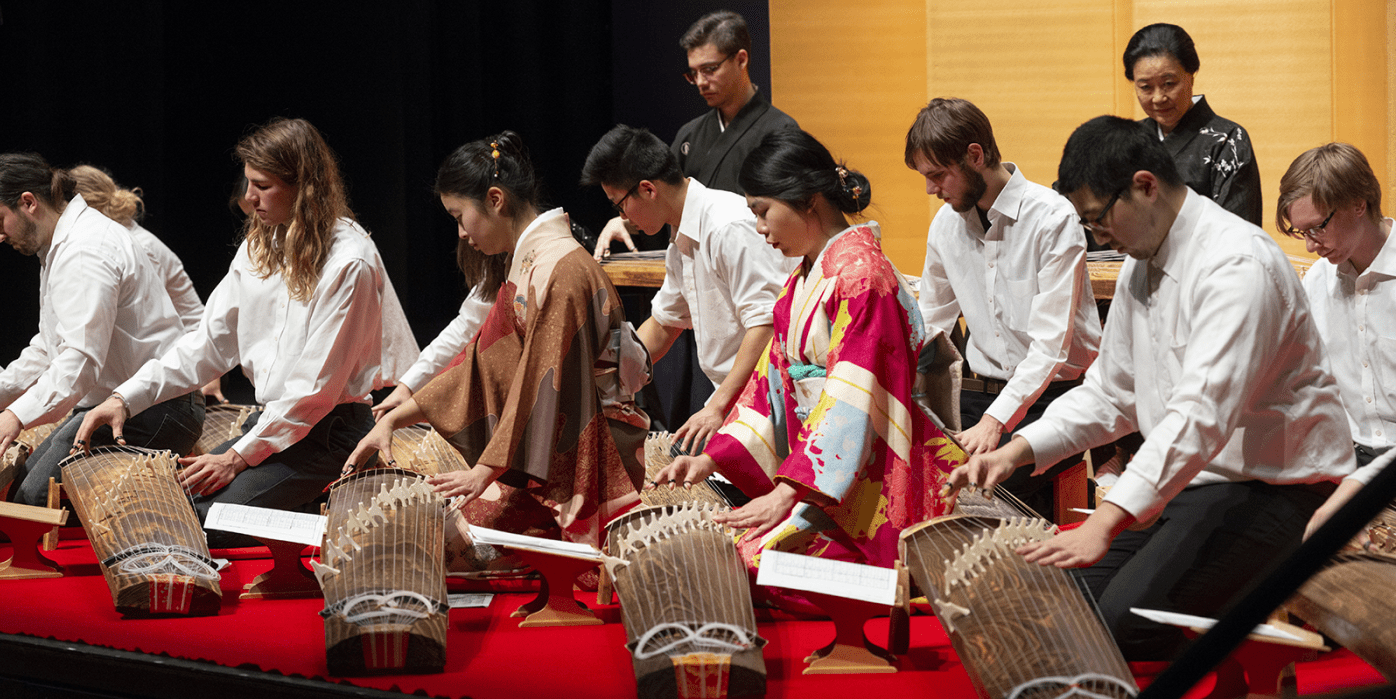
[205,503,328,546]
[466,524,604,561]
[756,550,898,606]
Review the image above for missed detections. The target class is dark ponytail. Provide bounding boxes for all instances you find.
[738,129,871,215]
[435,131,542,301]
[0,152,74,210]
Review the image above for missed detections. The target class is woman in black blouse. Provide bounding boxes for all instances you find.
[1124,23,1263,225]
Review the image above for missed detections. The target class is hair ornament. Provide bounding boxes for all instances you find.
[490,141,501,179]
[835,166,848,187]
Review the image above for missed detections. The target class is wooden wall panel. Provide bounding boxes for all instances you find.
[925,0,1117,226]
[768,0,928,271]
[771,0,1392,270]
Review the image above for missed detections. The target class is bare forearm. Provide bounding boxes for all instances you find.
[637,317,682,364]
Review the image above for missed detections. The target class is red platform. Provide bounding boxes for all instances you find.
[0,539,1386,698]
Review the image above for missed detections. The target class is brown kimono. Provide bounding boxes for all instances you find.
[413,209,650,548]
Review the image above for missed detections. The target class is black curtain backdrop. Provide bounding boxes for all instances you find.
[0,0,768,395]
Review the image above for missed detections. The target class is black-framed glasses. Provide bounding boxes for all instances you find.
[1079,187,1126,232]
[682,54,734,84]
[611,184,640,215]
[1284,209,1336,241]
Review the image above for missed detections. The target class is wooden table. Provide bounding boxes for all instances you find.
[603,256,1315,302]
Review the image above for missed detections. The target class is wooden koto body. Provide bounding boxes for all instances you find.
[1288,551,1396,680]
[900,515,1137,699]
[639,432,730,508]
[191,403,260,456]
[59,447,222,617]
[315,468,450,676]
[606,503,767,699]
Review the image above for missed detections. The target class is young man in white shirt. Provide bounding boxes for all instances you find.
[0,153,205,506]
[581,125,793,453]
[907,97,1102,517]
[1277,143,1396,535]
[946,116,1356,660]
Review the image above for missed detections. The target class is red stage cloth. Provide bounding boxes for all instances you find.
[0,540,1385,698]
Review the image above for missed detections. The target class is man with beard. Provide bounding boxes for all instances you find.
[0,153,205,506]
[907,98,1102,518]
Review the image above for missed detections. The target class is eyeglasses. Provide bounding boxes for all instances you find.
[1079,187,1126,232]
[611,184,639,215]
[1284,209,1336,241]
[682,54,734,84]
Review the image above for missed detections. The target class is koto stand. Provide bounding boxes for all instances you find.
[0,501,68,579]
[509,548,602,627]
[240,536,321,599]
[800,591,897,674]
[1183,619,1327,699]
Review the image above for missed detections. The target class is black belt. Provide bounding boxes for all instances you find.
[962,376,1083,396]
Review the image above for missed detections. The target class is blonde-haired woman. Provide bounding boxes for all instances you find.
[76,117,417,546]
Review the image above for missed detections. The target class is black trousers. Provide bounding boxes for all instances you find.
[1073,479,1332,661]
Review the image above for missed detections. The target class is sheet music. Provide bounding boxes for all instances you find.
[466,524,603,561]
[1129,607,1302,642]
[448,592,494,609]
[756,550,898,606]
[205,503,327,546]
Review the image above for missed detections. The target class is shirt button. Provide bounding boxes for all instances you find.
[1360,325,1365,332]
[1378,430,1385,437]
[1368,396,1375,403]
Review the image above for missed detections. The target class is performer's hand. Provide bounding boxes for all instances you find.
[178,450,248,497]
[427,464,502,506]
[1018,502,1133,568]
[71,395,130,455]
[371,384,413,422]
[957,414,1004,456]
[344,419,396,476]
[592,216,638,260]
[674,406,723,454]
[1305,478,1366,544]
[941,436,1032,502]
[649,454,718,490]
[0,410,23,458]
[200,377,229,404]
[714,481,801,541]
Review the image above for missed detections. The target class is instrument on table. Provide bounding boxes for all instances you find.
[606,502,767,698]
[900,515,1137,699]
[192,403,260,456]
[59,446,222,616]
[640,431,730,508]
[314,468,450,675]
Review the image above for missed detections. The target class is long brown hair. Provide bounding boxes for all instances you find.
[235,117,354,301]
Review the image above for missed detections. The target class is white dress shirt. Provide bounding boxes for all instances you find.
[397,286,492,392]
[919,163,1102,429]
[128,224,205,332]
[0,195,186,427]
[1017,190,1355,522]
[1305,219,1396,484]
[650,179,796,386]
[116,218,409,466]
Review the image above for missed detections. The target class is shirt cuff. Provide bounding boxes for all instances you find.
[398,363,435,394]
[233,434,274,467]
[1015,420,1073,475]
[6,395,45,430]
[648,306,691,330]
[1100,469,1165,522]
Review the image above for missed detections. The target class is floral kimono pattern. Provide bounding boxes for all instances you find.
[413,209,651,550]
[704,223,965,608]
